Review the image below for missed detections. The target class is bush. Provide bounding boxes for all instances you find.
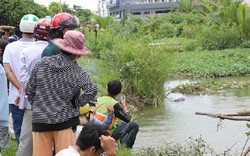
[199,24,242,50]
[86,29,171,106]
[110,37,170,105]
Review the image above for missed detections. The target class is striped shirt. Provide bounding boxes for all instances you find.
[25,53,98,131]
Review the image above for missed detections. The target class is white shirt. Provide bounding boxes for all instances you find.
[56,146,80,156]
[3,38,34,105]
[19,40,48,109]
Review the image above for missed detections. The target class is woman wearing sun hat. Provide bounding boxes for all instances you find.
[25,30,98,156]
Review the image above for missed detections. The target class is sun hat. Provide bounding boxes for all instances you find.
[52,30,91,55]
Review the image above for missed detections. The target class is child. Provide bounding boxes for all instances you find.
[79,104,114,129]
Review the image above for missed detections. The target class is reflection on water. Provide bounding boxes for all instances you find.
[134,85,250,154]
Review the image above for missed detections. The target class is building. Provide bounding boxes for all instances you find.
[106,0,179,19]
[98,0,108,17]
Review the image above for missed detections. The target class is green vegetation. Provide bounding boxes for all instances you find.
[86,30,170,106]
[136,137,222,156]
[82,0,250,104]
[2,0,250,154]
[78,56,119,95]
[0,0,93,27]
[168,49,250,78]
[1,0,249,106]
[2,139,18,156]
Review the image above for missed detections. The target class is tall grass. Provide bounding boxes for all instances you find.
[86,30,171,106]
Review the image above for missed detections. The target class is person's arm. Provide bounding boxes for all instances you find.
[20,50,29,86]
[15,51,29,105]
[101,114,113,127]
[78,71,98,106]
[3,45,22,93]
[99,135,116,156]
[101,106,114,127]
[114,103,131,123]
[25,62,39,105]
[4,64,22,93]
[90,113,114,127]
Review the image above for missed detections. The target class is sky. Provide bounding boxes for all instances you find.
[34,0,99,11]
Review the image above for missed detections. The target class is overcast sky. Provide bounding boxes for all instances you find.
[34,0,99,11]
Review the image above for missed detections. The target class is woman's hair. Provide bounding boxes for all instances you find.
[76,123,109,151]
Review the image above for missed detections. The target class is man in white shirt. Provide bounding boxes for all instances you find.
[3,14,39,147]
[15,18,50,156]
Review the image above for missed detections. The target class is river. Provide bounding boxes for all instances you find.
[134,81,250,155]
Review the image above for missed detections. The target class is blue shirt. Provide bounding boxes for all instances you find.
[0,65,8,127]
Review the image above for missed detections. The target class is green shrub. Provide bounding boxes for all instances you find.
[240,39,250,48]
[181,24,202,39]
[199,24,242,50]
[111,37,170,105]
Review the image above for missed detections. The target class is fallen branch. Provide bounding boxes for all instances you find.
[240,137,249,156]
[195,112,250,121]
[242,146,250,156]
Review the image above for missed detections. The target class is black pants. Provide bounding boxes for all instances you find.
[112,121,139,148]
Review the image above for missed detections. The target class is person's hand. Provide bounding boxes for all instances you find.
[120,96,126,107]
[15,88,23,106]
[15,94,20,106]
[107,106,114,115]
[99,135,116,156]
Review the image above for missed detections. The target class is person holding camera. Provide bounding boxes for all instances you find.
[96,80,139,148]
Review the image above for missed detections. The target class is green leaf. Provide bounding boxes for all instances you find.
[247,123,250,128]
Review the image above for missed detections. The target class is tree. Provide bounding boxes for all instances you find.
[73,5,93,24]
[48,2,74,16]
[0,0,51,27]
[49,2,63,15]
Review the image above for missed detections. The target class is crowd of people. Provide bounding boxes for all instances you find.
[0,12,139,156]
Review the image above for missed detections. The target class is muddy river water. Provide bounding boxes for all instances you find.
[134,80,250,155]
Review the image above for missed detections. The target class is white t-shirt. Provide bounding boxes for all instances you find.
[56,146,80,156]
[19,40,48,109]
[3,38,34,105]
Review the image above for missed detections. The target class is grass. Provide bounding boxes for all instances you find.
[2,139,18,156]
[167,48,250,94]
[172,76,250,94]
[135,137,233,156]
[168,48,250,78]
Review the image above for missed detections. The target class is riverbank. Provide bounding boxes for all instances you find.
[167,48,250,95]
[78,48,250,109]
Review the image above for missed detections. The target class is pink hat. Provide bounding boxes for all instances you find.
[52,30,91,55]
